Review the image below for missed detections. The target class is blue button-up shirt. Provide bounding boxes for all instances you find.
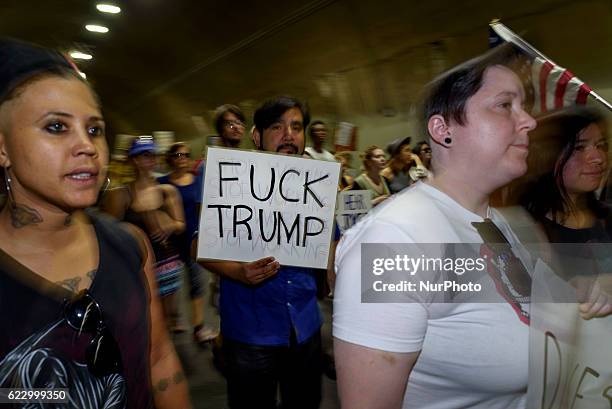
[220,266,322,346]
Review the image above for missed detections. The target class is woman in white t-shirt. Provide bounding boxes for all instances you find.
[333,44,610,409]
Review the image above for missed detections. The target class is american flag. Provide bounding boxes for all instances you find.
[489,20,611,114]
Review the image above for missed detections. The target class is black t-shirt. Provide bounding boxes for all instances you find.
[539,215,612,279]
[0,210,153,408]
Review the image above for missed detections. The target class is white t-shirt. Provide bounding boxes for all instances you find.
[333,181,533,409]
[304,146,336,162]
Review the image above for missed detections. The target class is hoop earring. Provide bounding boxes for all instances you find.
[101,177,111,193]
[4,168,16,208]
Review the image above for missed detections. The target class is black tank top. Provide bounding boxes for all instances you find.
[0,209,153,408]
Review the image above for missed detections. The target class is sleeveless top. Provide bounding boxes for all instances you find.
[386,170,413,194]
[157,173,202,242]
[0,209,153,408]
[352,174,391,199]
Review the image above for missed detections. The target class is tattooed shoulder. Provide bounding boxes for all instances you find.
[153,371,185,394]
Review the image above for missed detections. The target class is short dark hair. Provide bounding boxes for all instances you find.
[522,106,608,223]
[420,43,527,135]
[309,120,326,138]
[253,96,310,138]
[214,104,245,135]
[0,37,80,105]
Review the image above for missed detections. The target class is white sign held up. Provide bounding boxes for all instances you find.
[335,190,372,233]
[527,260,612,409]
[197,147,341,269]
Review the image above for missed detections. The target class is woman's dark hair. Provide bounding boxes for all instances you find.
[0,38,87,106]
[522,106,608,223]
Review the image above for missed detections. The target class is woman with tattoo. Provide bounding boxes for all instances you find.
[0,38,192,408]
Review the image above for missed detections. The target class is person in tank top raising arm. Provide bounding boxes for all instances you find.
[0,38,191,409]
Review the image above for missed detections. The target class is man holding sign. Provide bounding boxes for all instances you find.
[200,96,323,409]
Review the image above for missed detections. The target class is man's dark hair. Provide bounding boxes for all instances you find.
[253,96,310,138]
[214,104,245,135]
[420,43,528,135]
[309,120,326,138]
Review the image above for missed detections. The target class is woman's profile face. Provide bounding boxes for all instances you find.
[0,75,108,211]
[561,123,608,196]
[446,65,536,190]
[398,144,413,164]
[367,148,386,172]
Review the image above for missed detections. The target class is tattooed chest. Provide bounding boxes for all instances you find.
[55,269,97,292]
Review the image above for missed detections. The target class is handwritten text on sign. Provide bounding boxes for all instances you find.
[527,260,612,409]
[335,190,372,233]
[197,147,341,269]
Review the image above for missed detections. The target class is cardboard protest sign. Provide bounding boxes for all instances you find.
[335,190,371,233]
[527,260,612,409]
[334,122,357,152]
[197,147,341,269]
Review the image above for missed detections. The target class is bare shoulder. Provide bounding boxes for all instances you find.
[380,167,393,179]
[159,183,180,197]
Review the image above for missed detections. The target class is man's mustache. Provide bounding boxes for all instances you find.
[276,143,299,154]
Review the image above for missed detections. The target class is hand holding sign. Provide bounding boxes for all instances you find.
[240,256,281,285]
[573,274,612,320]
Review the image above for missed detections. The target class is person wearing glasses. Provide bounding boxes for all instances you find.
[215,104,246,149]
[193,104,246,175]
[411,140,433,181]
[159,142,218,344]
[334,44,556,409]
[0,38,191,408]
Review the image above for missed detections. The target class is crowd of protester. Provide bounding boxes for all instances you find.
[1,37,611,409]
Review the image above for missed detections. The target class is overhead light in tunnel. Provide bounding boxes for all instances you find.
[86,24,109,33]
[96,4,121,14]
[70,51,93,60]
